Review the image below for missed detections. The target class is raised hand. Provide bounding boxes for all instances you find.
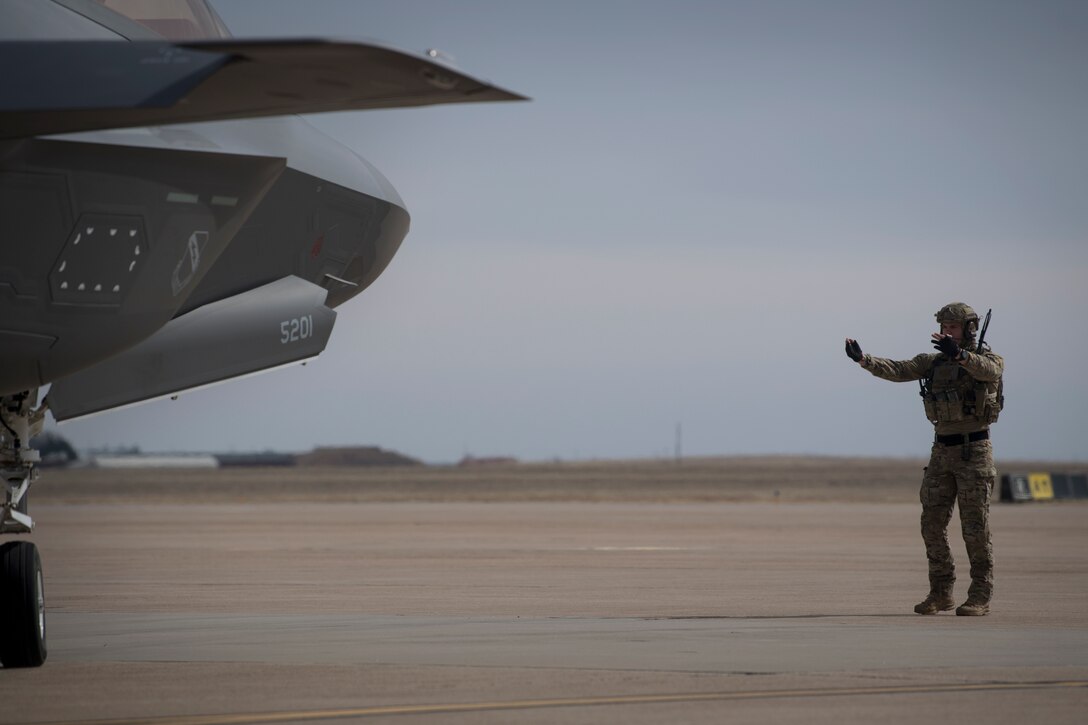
[931,334,961,358]
[845,339,864,362]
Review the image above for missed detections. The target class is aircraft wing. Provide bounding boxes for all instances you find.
[0,38,526,141]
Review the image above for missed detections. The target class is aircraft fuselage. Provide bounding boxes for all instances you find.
[0,116,409,395]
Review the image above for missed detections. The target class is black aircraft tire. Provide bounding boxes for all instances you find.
[0,541,47,668]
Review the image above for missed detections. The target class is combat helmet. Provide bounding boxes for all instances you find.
[935,302,979,338]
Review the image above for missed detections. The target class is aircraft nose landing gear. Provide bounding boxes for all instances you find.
[0,541,46,667]
[1,390,48,668]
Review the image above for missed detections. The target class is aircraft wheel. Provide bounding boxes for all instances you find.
[0,541,47,668]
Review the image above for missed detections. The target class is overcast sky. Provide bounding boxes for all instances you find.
[57,0,1088,462]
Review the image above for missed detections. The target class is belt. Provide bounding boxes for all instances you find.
[935,430,989,446]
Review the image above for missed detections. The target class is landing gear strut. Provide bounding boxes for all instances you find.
[1,390,48,668]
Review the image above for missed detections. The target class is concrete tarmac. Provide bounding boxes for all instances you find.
[2,501,1086,724]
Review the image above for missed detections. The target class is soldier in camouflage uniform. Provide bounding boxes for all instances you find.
[845,303,1004,616]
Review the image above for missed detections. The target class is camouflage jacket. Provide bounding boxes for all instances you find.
[861,345,1004,435]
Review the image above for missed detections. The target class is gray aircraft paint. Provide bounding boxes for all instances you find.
[48,276,336,421]
[0,0,523,405]
[0,39,523,140]
[0,138,285,392]
[55,116,407,221]
[0,0,132,41]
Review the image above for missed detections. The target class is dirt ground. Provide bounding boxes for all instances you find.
[31,455,1088,504]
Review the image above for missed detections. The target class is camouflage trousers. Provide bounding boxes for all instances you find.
[920,439,995,602]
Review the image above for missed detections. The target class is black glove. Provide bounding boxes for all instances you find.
[845,339,863,362]
[933,335,961,358]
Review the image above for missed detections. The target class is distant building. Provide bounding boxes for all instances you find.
[90,455,219,469]
[457,455,519,467]
[215,452,297,467]
[295,446,421,467]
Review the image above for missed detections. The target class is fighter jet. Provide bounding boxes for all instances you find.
[0,0,524,667]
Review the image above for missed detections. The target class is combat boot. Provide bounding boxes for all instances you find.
[913,592,955,615]
[955,598,990,616]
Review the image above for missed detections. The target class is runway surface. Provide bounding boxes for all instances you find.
[2,500,1086,724]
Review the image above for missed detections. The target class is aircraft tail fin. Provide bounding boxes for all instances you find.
[0,38,527,140]
[48,276,335,422]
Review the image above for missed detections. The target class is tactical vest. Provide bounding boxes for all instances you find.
[920,356,1003,426]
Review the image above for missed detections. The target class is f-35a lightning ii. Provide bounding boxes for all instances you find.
[0,0,524,667]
